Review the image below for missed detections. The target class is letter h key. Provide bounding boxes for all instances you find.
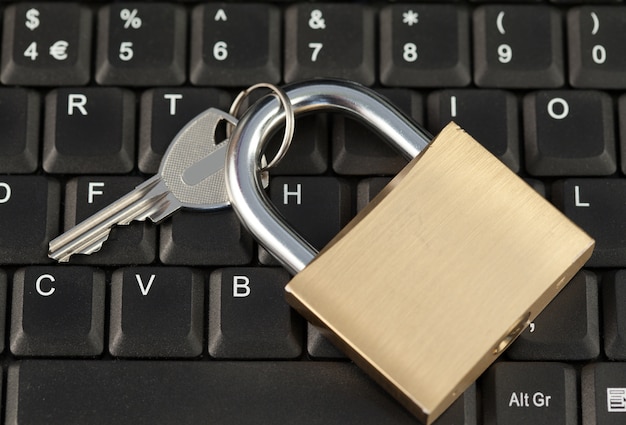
[225,81,594,424]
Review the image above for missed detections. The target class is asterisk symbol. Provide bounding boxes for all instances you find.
[402,10,419,26]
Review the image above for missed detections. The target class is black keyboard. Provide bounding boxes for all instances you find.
[0,1,625,424]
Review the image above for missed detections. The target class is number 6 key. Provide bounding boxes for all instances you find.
[48,108,236,263]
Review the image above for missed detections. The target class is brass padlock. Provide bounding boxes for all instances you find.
[225,80,594,424]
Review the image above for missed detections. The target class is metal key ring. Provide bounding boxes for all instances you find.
[228,83,295,170]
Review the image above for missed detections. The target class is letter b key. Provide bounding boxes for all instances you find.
[225,80,594,424]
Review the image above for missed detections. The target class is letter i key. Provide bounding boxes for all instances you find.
[48,108,236,262]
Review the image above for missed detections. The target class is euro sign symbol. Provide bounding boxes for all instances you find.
[25,8,40,31]
[49,40,68,61]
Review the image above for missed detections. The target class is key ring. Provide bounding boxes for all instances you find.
[228,83,295,171]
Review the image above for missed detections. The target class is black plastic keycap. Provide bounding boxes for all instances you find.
[6,361,422,425]
[582,363,626,425]
[0,88,40,173]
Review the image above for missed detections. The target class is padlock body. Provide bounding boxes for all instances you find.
[285,123,594,424]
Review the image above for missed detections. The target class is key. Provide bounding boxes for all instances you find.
[6,361,421,425]
[483,362,578,425]
[602,270,626,360]
[0,88,40,174]
[109,267,204,358]
[10,266,105,357]
[582,363,626,424]
[48,108,237,263]
[208,267,302,359]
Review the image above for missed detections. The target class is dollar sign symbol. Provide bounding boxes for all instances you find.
[25,8,40,31]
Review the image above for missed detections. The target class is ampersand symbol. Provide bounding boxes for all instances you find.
[308,9,326,30]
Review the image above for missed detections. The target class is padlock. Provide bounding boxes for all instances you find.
[225,80,594,424]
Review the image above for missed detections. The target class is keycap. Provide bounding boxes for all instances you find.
[483,362,578,425]
[6,361,421,425]
[379,4,471,87]
[160,210,253,266]
[139,88,231,173]
[95,3,186,86]
[208,267,302,358]
[507,270,599,361]
[428,89,520,172]
[307,324,346,359]
[190,3,281,86]
[568,7,626,89]
[48,108,236,263]
[0,176,60,264]
[0,88,40,173]
[259,176,351,264]
[619,95,626,175]
[284,4,375,84]
[356,177,392,212]
[0,270,7,354]
[43,88,136,174]
[524,90,616,176]
[61,177,156,265]
[603,270,626,360]
[473,5,564,88]
[552,179,626,267]
[0,3,92,85]
[10,266,105,357]
[109,267,203,358]
[582,363,626,424]
[333,89,422,175]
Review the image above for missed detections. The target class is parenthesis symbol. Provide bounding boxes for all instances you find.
[591,12,600,35]
[496,11,506,35]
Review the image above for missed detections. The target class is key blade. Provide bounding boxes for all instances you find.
[48,177,169,262]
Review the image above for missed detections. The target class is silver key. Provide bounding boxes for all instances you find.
[49,108,237,263]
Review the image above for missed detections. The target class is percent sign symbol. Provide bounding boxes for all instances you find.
[120,8,142,29]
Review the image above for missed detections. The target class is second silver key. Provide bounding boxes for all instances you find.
[49,108,236,263]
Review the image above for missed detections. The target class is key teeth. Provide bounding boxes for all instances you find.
[48,232,109,263]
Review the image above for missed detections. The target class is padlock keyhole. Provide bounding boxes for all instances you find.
[493,312,531,355]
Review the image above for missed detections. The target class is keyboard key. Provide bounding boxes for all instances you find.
[0,88,39,174]
[268,115,329,175]
[0,176,60,264]
[618,95,626,175]
[582,363,626,424]
[603,270,626,360]
[6,360,420,425]
[333,89,422,175]
[568,7,626,89]
[0,270,7,354]
[208,267,301,359]
[307,324,346,359]
[507,270,599,361]
[62,176,156,265]
[95,3,186,86]
[428,89,520,173]
[190,3,280,86]
[473,5,564,88]
[356,177,392,212]
[110,267,203,358]
[10,266,105,357]
[552,179,626,267]
[0,3,91,86]
[43,88,135,174]
[380,4,471,87]
[284,3,375,84]
[524,90,616,176]
[482,362,578,425]
[435,383,478,425]
[139,88,231,173]
[160,210,253,266]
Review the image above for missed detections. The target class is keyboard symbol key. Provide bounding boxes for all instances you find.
[607,388,626,413]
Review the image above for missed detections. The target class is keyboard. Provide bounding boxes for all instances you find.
[0,0,624,424]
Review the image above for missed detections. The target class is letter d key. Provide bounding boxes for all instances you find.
[225,80,594,424]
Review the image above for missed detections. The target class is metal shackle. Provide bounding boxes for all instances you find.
[225,80,433,275]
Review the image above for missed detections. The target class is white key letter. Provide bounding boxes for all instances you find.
[88,182,105,204]
[68,94,88,116]
[36,274,56,297]
[283,183,302,205]
[0,182,11,203]
[233,275,251,298]
[575,185,590,207]
[547,98,569,120]
[135,274,156,296]
[164,94,183,115]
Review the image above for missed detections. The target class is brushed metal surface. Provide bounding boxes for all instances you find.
[285,123,594,424]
